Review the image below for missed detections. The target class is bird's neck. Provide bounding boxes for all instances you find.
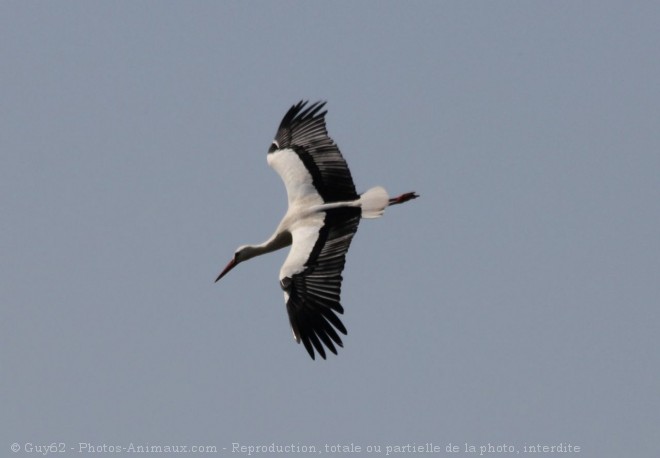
[243,231,292,262]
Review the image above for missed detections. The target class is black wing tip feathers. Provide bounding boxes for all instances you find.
[289,308,348,360]
[279,100,328,131]
[299,326,346,360]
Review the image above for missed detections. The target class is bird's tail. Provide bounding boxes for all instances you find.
[359,186,390,218]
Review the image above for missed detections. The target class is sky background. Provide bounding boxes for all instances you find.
[2,1,659,457]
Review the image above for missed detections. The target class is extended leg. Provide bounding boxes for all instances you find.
[389,192,419,206]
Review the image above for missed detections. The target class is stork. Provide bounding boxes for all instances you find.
[216,101,418,359]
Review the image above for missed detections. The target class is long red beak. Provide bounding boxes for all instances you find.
[215,258,237,282]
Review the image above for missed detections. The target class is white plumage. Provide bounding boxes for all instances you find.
[215,101,418,359]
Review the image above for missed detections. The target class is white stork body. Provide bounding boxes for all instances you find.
[216,101,417,359]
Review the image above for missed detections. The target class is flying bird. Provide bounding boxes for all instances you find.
[216,101,418,359]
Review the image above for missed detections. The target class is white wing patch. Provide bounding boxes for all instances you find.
[279,220,324,281]
[267,148,322,206]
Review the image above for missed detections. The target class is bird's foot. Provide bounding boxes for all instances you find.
[389,192,419,205]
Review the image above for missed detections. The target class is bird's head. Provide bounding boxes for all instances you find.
[214,245,256,282]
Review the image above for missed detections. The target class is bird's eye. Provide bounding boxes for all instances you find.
[268,140,279,153]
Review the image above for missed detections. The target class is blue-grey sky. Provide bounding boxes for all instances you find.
[2,2,658,457]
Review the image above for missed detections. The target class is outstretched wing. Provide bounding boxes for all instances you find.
[267,101,359,205]
[279,207,361,360]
